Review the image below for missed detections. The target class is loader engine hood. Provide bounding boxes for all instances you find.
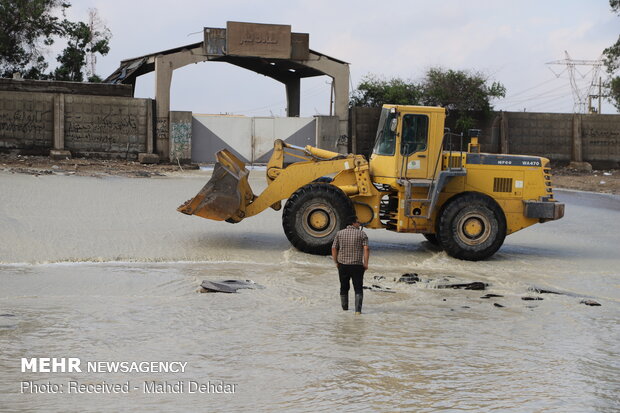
[465,153,545,167]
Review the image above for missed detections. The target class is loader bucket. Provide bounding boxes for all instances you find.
[177,149,254,221]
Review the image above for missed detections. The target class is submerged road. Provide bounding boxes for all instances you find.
[0,171,619,412]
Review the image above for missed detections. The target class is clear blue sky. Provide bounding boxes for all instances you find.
[63,0,619,115]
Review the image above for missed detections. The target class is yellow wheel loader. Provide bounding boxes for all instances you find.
[178,105,564,261]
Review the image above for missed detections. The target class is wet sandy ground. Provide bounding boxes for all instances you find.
[0,170,619,412]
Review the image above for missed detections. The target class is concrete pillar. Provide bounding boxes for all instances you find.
[50,93,71,159]
[285,78,300,117]
[500,112,509,154]
[571,114,583,162]
[332,64,350,141]
[53,93,65,150]
[146,98,154,154]
[155,55,173,160]
[302,52,350,143]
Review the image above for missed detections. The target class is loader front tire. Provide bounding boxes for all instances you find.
[282,183,355,255]
[423,233,441,247]
[437,193,506,261]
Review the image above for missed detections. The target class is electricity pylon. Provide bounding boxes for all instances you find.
[547,51,604,113]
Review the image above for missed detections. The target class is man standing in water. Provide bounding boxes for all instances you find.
[331,216,369,315]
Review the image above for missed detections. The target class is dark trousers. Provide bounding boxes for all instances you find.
[338,264,365,295]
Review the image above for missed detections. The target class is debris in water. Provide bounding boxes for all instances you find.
[493,303,505,308]
[363,285,395,293]
[528,286,564,295]
[522,296,544,301]
[200,279,264,293]
[580,299,601,307]
[480,293,503,299]
[398,273,420,284]
[437,282,487,290]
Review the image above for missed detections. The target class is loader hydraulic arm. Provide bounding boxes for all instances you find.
[178,140,372,223]
[247,140,371,218]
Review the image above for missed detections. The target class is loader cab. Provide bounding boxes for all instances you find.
[369,105,446,185]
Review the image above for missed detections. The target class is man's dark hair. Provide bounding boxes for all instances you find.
[349,215,359,225]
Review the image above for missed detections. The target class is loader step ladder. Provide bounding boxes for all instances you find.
[399,168,466,219]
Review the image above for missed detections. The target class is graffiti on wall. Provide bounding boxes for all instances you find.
[0,110,50,135]
[171,121,191,160]
[156,118,169,141]
[65,113,139,145]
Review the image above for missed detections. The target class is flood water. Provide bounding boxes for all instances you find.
[1,171,619,412]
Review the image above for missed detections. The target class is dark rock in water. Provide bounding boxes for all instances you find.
[200,279,264,293]
[480,293,503,299]
[373,275,385,281]
[0,314,16,317]
[522,296,544,301]
[493,303,505,308]
[580,299,601,307]
[398,273,420,284]
[461,306,471,309]
[437,282,487,290]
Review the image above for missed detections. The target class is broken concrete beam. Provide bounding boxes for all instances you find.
[50,150,71,160]
[138,153,160,164]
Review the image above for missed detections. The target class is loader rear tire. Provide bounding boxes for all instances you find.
[282,183,355,255]
[437,193,506,261]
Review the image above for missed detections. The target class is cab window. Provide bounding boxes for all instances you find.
[401,114,429,156]
[372,109,397,156]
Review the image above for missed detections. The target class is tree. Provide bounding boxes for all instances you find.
[0,0,69,78]
[421,68,506,112]
[53,20,110,82]
[0,0,110,82]
[603,0,620,110]
[350,74,422,107]
[350,67,505,132]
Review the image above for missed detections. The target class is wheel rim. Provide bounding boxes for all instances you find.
[301,202,337,238]
[456,212,491,245]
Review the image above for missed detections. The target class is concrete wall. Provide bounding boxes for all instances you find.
[581,114,620,168]
[497,112,573,161]
[64,94,152,158]
[0,86,153,159]
[349,107,382,157]
[170,111,192,163]
[315,116,343,153]
[0,91,55,153]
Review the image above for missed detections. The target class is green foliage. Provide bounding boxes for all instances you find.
[53,20,110,81]
[609,77,620,111]
[350,74,422,107]
[604,0,620,110]
[421,68,506,113]
[0,0,69,78]
[0,0,110,82]
[351,67,506,132]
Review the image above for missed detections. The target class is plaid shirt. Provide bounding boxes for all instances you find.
[332,225,368,265]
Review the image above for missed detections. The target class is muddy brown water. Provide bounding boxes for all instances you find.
[1,171,619,412]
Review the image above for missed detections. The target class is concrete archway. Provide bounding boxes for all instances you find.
[105,23,350,161]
